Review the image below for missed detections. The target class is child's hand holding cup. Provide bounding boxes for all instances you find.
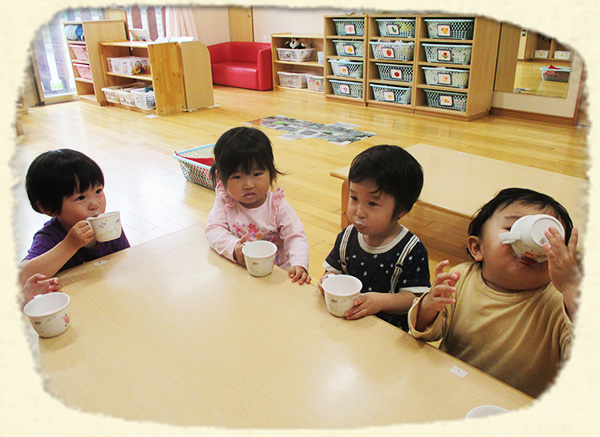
[499,214,565,262]
[86,211,122,242]
[322,274,362,317]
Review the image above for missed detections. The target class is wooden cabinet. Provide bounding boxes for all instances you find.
[366,14,417,112]
[63,20,127,105]
[271,34,324,93]
[323,15,368,104]
[99,40,214,116]
[322,13,501,121]
[413,15,501,120]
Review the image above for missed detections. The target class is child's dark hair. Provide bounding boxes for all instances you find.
[210,127,282,186]
[25,149,104,215]
[468,187,573,243]
[348,145,424,216]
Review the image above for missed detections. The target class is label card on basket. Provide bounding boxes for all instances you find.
[344,44,356,55]
[384,91,395,102]
[439,95,454,107]
[387,24,399,35]
[339,84,351,95]
[384,48,396,58]
[437,24,451,37]
[437,49,452,62]
[340,65,349,75]
[390,68,403,80]
[344,24,356,35]
[438,73,452,85]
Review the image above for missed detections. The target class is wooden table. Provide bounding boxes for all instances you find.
[331,143,588,262]
[32,225,532,428]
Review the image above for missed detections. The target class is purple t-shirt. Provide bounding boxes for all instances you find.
[23,217,130,271]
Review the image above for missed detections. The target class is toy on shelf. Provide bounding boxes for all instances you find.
[284,38,311,49]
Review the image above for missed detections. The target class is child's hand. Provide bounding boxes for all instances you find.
[317,272,334,295]
[544,227,581,317]
[289,266,311,285]
[233,234,250,266]
[65,220,95,249]
[344,292,383,320]
[22,273,62,307]
[421,260,460,314]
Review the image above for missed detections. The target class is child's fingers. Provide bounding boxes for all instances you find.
[434,260,450,276]
[433,271,459,287]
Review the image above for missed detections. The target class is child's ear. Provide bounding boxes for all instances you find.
[467,236,484,261]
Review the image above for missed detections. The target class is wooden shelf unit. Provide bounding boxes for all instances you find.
[413,15,501,120]
[99,40,214,116]
[323,15,368,104]
[365,14,417,113]
[63,20,127,105]
[271,34,324,93]
[322,14,501,120]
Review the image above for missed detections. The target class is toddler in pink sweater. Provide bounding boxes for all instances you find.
[205,126,310,284]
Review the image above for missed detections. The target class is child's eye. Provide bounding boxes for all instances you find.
[229,175,241,180]
[369,202,378,207]
[95,187,104,194]
[350,196,358,202]
[75,195,86,201]
[253,171,264,177]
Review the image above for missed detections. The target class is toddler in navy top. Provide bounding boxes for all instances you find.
[319,145,430,330]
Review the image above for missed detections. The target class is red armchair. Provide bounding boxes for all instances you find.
[207,42,273,91]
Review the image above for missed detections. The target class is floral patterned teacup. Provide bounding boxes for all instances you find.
[241,240,278,277]
[322,275,362,317]
[87,211,122,242]
[23,292,71,338]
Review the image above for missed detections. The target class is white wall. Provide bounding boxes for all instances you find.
[252,7,346,42]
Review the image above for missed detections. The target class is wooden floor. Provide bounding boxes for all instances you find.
[513,60,571,98]
[12,86,589,278]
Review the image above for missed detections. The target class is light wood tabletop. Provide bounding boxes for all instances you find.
[31,225,533,428]
[330,143,588,233]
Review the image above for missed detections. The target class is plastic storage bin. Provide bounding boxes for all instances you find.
[376,63,413,82]
[333,40,365,57]
[540,66,571,82]
[130,88,156,110]
[276,48,316,62]
[370,84,412,105]
[69,44,89,62]
[330,80,363,99]
[370,41,414,61]
[423,43,472,65]
[423,89,468,111]
[107,56,151,74]
[329,59,364,78]
[115,87,145,107]
[306,74,324,92]
[333,18,365,36]
[376,19,416,37]
[173,144,216,190]
[73,63,92,80]
[101,82,145,103]
[422,67,469,88]
[425,18,474,40]
[277,71,308,88]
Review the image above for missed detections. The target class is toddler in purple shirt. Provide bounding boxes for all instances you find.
[18,149,129,286]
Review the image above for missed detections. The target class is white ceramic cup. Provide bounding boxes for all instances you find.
[322,274,362,317]
[498,214,565,262]
[86,211,122,242]
[466,405,509,419]
[241,240,278,277]
[23,292,71,338]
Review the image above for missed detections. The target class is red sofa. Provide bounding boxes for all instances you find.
[207,42,272,91]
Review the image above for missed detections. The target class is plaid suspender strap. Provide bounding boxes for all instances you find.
[390,234,420,292]
[338,225,354,274]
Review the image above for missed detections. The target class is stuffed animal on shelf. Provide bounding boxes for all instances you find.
[284,37,310,49]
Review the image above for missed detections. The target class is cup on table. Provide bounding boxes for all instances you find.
[322,274,362,317]
[241,240,278,277]
[23,292,71,338]
[498,214,565,262]
[86,211,122,242]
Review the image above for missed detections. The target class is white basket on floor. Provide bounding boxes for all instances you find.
[277,71,308,88]
[130,88,156,110]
